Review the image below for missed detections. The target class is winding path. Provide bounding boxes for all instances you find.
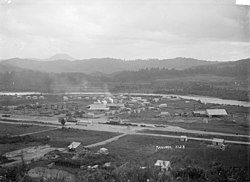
[84,133,128,148]
[14,127,59,137]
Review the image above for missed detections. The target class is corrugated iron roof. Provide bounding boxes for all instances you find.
[154,160,170,168]
[212,138,224,143]
[68,142,81,149]
[88,103,109,111]
[160,112,170,115]
[206,109,227,116]
[193,110,207,115]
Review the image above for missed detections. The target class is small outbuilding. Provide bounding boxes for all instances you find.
[107,103,125,110]
[143,102,151,106]
[153,98,160,102]
[98,148,109,155]
[76,120,92,126]
[148,107,157,110]
[108,116,121,124]
[180,136,188,142]
[159,103,168,108]
[212,138,224,146]
[39,96,45,100]
[68,142,84,152]
[192,110,207,117]
[32,96,38,100]
[154,160,171,171]
[160,112,170,117]
[63,96,69,101]
[103,162,111,168]
[87,112,95,118]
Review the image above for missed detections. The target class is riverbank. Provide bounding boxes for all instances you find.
[0,91,249,107]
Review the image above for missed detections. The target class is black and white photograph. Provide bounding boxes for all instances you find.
[0,0,249,181]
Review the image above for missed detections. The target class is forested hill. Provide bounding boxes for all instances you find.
[0,58,249,101]
[0,58,249,89]
[111,58,250,81]
[185,58,249,78]
[0,57,214,74]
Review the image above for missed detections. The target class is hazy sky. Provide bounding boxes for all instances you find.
[0,0,249,61]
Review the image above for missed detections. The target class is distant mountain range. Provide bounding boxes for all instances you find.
[0,57,249,101]
[0,55,216,74]
[45,53,76,61]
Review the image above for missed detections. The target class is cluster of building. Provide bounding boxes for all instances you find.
[0,93,229,127]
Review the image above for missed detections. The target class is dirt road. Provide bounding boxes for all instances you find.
[84,133,128,148]
[1,119,249,146]
[134,133,250,145]
[15,127,59,137]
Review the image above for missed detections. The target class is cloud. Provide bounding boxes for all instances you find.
[0,0,249,61]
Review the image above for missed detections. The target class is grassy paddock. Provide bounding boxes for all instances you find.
[138,129,250,142]
[0,142,47,155]
[92,134,250,169]
[123,116,249,135]
[164,121,249,135]
[32,128,121,148]
[0,125,120,155]
[0,123,54,137]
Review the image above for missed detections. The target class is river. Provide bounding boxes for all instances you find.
[0,91,249,107]
[121,93,250,107]
[0,92,41,96]
[176,95,250,107]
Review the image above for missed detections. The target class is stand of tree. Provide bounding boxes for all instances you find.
[0,161,248,182]
[0,58,249,101]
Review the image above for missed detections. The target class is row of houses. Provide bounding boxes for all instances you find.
[86,102,126,111]
[26,95,45,100]
[86,95,168,112]
[62,94,127,103]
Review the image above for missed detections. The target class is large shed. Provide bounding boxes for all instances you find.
[87,103,109,111]
[206,109,227,117]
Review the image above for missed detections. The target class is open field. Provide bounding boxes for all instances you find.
[32,128,121,148]
[138,129,250,142]
[0,143,46,156]
[0,123,55,137]
[0,124,120,155]
[163,122,249,135]
[122,117,249,135]
[92,135,250,169]
[0,123,55,155]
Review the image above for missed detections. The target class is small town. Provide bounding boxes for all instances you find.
[0,0,249,181]
[0,92,249,181]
